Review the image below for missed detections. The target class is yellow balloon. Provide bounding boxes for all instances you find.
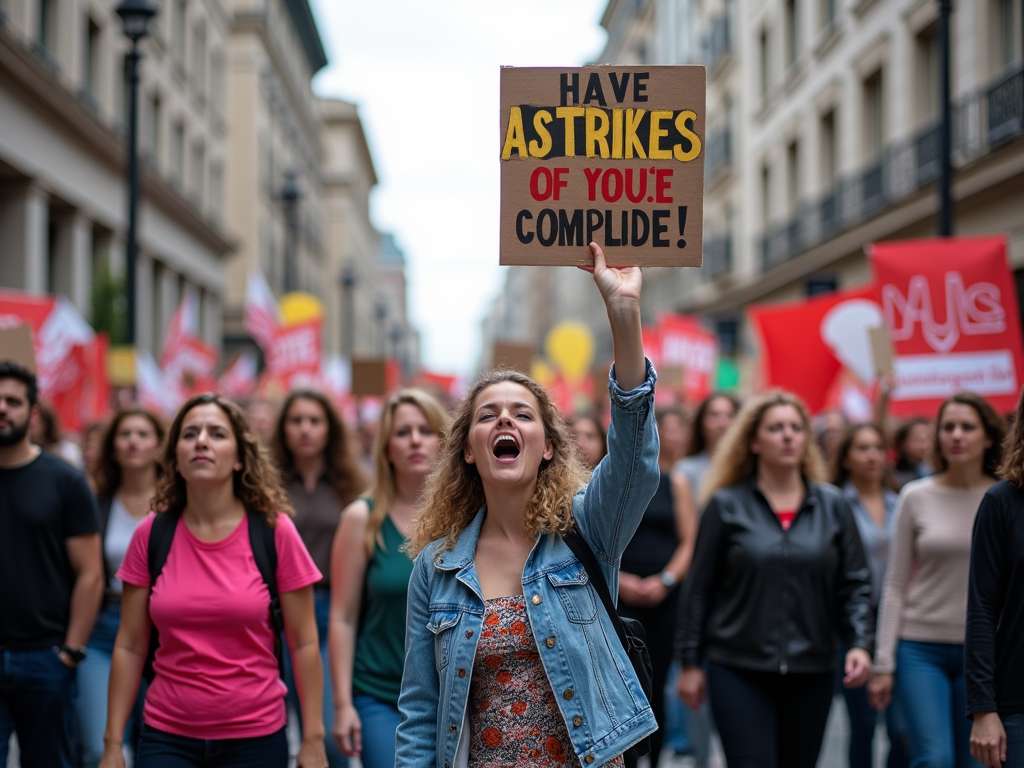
[545,322,594,383]
[279,292,324,327]
[531,358,556,387]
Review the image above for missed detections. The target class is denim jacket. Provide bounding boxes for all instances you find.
[395,361,660,768]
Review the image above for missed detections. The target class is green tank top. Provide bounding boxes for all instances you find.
[352,512,413,706]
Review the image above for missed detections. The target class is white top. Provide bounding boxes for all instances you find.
[104,496,147,594]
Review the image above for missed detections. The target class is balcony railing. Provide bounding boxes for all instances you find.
[756,62,1024,276]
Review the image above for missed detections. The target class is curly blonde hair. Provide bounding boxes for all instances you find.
[699,390,827,505]
[152,393,294,524]
[365,389,449,557]
[408,370,591,558]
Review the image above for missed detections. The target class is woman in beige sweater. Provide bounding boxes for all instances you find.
[869,392,1005,768]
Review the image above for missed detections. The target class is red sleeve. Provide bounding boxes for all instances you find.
[273,513,322,593]
[116,513,156,588]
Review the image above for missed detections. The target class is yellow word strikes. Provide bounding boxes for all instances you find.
[502,106,701,162]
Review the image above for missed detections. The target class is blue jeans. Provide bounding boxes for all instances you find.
[1003,713,1024,768]
[78,602,148,768]
[283,587,346,767]
[896,640,983,768]
[0,647,80,768]
[838,644,910,768]
[353,693,401,768]
[135,724,287,767]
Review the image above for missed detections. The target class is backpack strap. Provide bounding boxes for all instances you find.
[563,528,634,653]
[143,511,180,683]
[247,510,284,679]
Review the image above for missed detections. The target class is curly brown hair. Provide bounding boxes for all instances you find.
[152,393,294,523]
[93,407,166,498]
[699,390,827,505]
[408,370,590,558]
[931,392,1006,478]
[272,389,366,507]
[999,387,1024,487]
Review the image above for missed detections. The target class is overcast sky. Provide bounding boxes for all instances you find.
[309,0,609,376]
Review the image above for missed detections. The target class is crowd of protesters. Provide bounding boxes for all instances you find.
[2,253,1024,768]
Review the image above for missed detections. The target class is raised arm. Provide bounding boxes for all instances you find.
[328,499,371,758]
[579,242,644,390]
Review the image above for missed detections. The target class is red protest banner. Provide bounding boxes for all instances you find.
[642,315,718,405]
[264,319,323,389]
[871,236,1024,415]
[749,286,881,414]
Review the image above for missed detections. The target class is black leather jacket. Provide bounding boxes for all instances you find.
[677,479,874,674]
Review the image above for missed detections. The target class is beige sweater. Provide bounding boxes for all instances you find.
[873,476,991,673]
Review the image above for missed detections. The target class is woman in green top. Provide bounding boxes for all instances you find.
[328,389,447,768]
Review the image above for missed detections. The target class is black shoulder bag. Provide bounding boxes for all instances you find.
[563,529,654,759]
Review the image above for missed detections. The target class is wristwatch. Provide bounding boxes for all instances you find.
[659,570,678,589]
[56,644,87,664]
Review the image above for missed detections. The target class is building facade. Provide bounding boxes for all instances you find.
[0,0,233,352]
[489,0,1024,391]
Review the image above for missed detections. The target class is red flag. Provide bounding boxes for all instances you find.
[244,270,280,351]
[871,236,1024,415]
[749,286,880,414]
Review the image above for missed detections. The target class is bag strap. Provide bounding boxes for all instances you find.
[563,528,634,651]
[247,510,284,679]
[147,511,179,587]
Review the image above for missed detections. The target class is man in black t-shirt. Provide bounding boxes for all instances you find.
[0,360,103,768]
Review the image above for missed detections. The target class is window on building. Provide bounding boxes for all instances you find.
[193,21,206,96]
[209,163,223,221]
[821,0,836,29]
[915,23,939,126]
[820,109,837,188]
[171,120,185,186]
[82,16,101,100]
[210,50,224,109]
[786,140,800,215]
[761,163,772,225]
[784,0,798,68]
[862,69,885,162]
[190,140,205,204]
[760,28,770,97]
[147,92,162,164]
[37,0,58,54]
[173,0,187,64]
[993,0,1021,70]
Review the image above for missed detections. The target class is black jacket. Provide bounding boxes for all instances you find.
[677,479,874,674]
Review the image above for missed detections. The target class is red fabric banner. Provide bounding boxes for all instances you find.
[871,236,1024,415]
[749,286,880,414]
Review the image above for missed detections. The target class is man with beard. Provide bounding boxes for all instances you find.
[0,360,103,768]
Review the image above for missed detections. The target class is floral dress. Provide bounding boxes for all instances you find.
[467,596,624,768]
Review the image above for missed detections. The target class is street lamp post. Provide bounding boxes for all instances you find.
[280,170,303,293]
[375,300,388,357]
[115,0,157,346]
[340,265,357,357]
[937,0,953,236]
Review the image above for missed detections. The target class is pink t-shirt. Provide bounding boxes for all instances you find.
[117,512,321,739]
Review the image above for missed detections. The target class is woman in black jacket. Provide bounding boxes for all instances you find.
[676,391,874,768]
[965,388,1024,768]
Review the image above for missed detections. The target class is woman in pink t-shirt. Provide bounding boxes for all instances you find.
[98,394,327,768]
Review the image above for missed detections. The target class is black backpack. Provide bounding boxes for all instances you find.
[143,510,284,683]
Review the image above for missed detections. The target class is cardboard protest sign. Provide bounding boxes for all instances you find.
[351,358,387,397]
[869,326,895,378]
[0,324,37,371]
[871,236,1024,415]
[500,66,705,267]
[492,342,535,374]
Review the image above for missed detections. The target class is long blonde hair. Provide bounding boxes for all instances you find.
[408,370,591,558]
[699,390,827,505]
[364,389,448,557]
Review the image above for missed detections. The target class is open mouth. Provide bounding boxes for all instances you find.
[492,434,521,462]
